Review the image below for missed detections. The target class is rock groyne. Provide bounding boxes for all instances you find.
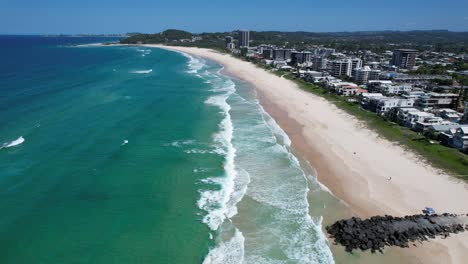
[326,214,468,253]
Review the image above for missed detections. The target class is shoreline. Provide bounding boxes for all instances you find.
[143,45,468,263]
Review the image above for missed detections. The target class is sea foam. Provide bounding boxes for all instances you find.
[259,105,335,263]
[177,50,334,263]
[198,91,238,230]
[202,229,245,264]
[0,136,25,150]
[131,69,152,74]
[180,52,247,231]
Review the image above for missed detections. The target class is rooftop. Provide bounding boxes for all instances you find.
[394,49,419,52]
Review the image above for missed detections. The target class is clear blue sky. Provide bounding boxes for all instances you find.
[1,0,467,34]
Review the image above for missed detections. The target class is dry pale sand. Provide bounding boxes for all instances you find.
[146,45,468,263]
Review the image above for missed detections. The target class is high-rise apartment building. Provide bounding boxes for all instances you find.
[391,49,418,69]
[238,30,250,47]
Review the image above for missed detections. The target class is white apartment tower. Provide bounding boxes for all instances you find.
[332,60,351,77]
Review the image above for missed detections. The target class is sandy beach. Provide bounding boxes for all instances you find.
[145,45,468,263]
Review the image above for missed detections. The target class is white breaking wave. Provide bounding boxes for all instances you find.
[193,167,212,173]
[198,90,238,230]
[178,52,206,75]
[136,49,151,53]
[184,147,225,155]
[203,229,245,264]
[164,139,195,148]
[260,105,335,264]
[171,49,247,232]
[259,104,292,147]
[131,69,152,74]
[261,102,336,198]
[171,49,333,263]
[172,50,249,262]
[0,136,25,150]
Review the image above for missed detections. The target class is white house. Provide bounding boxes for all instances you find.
[414,117,446,132]
[336,85,360,96]
[380,84,413,95]
[395,108,424,127]
[375,98,415,116]
[405,111,435,129]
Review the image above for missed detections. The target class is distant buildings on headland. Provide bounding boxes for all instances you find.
[225,29,468,153]
[42,34,128,37]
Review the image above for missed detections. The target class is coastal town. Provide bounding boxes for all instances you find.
[4,0,468,262]
[220,30,468,154]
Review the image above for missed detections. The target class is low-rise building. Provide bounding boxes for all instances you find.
[395,108,425,127]
[359,93,384,108]
[435,109,463,123]
[328,81,357,91]
[336,85,359,96]
[301,71,327,82]
[414,92,458,110]
[272,60,288,68]
[401,91,426,100]
[392,74,451,83]
[452,125,468,151]
[405,111,435,129]
[375,98,415,116]
[462,102,468,124]
[429,123,460,134]
[368,81,412,95]
[380,84,413,95]
[414,117,445,132]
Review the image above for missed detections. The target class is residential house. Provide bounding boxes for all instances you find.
[452,125,468,151]
[337,85,359,96]
[414,92,458,110]
[462,102,468,124]
[435,109,463,123]
[395,108,425,127]
[405,111,435,129]
[375,98,415,116]
[413,117,445,132]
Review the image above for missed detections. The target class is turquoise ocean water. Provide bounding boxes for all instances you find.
[0,36,335,263]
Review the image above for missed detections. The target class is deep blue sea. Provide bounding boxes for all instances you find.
[0,36,335,263]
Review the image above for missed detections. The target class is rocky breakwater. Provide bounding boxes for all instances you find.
[326,214,468,253]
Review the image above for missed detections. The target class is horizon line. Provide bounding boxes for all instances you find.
[2,29,468,36]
